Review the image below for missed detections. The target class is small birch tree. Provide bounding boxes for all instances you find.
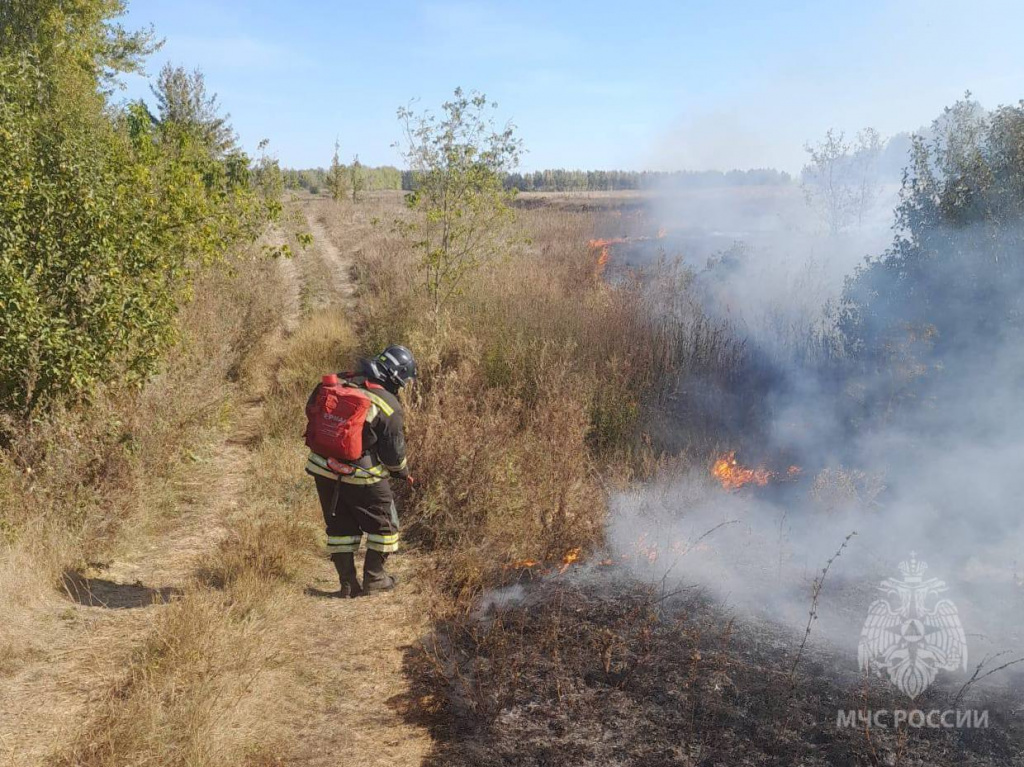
[398,88,523,314]
[802,128,883,234]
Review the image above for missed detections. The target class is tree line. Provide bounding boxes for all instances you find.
[283,164,793,195]
[283,164,403,196]
[503,167,792,192]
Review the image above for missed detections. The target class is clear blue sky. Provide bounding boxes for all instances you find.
[120,0,1024,173]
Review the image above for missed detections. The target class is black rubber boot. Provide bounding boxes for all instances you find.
[331,552,362,598]
[361,549,397,595]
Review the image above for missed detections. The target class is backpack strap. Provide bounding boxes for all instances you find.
[362,389,394,417]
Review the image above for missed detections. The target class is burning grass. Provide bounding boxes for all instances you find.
[333,195,762,603]
[587,228,667,279]
[711,450,802,491]
[307,194,1024,766]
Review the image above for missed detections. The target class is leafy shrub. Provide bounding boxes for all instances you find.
[0,7,277,416]
[841,96,1024,411]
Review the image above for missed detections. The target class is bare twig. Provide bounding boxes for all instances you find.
[787,531,857,688]
[658,519,739,586]
[950,652,1024,709]
[653,520,739,608]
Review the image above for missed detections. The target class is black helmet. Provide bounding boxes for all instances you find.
[365,345,417,390]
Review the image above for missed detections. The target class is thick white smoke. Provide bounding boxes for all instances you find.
[605,187,1024,690]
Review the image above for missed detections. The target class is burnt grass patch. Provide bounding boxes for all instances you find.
[402,571,1023,767]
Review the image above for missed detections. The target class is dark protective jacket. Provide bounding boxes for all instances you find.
[304,373,409,485]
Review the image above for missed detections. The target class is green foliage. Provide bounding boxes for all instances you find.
[283,167,327,193]
[282,165,402,194]
[349,154,364,202]
[0,1,278,415]
[363,164,403,191]
[398,88,523,313]
[152,64,237,156]
[0,0,156,88]
[252,139,284,207]
[326,140,348,202]
[840,95,1024,396]
[801,128,883,234]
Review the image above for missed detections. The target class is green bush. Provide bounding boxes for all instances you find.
[841,97,1024,411]
[0,7,277,416]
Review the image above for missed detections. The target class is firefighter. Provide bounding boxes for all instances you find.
[305,345,416,597]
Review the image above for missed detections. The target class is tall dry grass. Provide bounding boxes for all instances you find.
[35,228,345,764]
[11,189,750,762]
[52,577,294,766]
[321,194,746,601]
[0,252,286,675]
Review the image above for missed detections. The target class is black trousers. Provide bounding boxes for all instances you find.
[313,475,400,554]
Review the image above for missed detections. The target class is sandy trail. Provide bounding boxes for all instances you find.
[0,227,302,765]
[0,203,433,766]
[0,440,249,764]
[307,216,357,303]
[278,199,433,765]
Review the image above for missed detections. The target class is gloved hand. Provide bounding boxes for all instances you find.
[405,475,416,487]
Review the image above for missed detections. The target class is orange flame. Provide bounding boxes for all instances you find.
[587,231,666,277]
[589,237,629,248]
[558,547,582,574]
[508,558,540,569]
[588,237,627,278]
[711,451,775,490]
[506,548,584,575]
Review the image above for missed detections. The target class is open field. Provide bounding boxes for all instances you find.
[6,4,1024,765]
[3,187,1022,766]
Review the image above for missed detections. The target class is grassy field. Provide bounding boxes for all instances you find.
[2,190,1019,766]
[0,187,719,762]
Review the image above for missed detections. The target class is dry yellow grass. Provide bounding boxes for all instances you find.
[0,189,742,765]
[0,251,287,679]
[323,191,737,604]
[0,205,435,766]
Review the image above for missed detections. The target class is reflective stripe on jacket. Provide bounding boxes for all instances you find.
[306,452,390,485]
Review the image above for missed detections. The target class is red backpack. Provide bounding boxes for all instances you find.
[304,374,372,463]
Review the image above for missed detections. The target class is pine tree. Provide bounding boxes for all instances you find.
[327,139,348,201]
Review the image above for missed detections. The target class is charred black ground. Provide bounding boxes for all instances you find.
[403,99,1024,767]
[401,571,1023,767]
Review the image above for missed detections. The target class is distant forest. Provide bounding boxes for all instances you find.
[282,166,794,194]
[504,168,792,191]
[282,166,403,194]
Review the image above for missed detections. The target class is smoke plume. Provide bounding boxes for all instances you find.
[605,110,1024,689]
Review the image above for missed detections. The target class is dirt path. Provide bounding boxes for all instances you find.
[0,227,304,765]
[0,444,249,764]
[306,216,357,304]
[270,556,433,766]
[275,199,433,765]
[0,205,433,766]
